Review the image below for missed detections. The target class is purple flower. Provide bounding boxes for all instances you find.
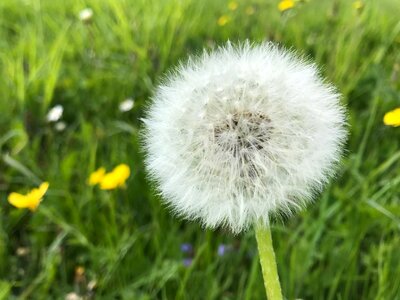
[217,244,232,256]
[182,258,193,267]
[180,243,193,253]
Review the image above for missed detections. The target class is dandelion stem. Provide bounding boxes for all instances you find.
[255,224,283,300]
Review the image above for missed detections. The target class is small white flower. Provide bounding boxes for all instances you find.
[46,105,63,122]
[55,121,66,132]
[65,292,82,300]
[142,42,347,233]
[79,8,93,22]
[16,247,30,256]
[119,98,135,112]
[87,280,97,291]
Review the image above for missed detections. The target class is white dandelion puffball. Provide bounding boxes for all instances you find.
[143,42,347,233]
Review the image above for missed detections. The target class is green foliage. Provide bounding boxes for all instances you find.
[1,0,399,299]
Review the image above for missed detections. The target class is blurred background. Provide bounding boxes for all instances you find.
[0,0,399,299]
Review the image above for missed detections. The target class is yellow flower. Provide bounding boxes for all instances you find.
[245,6,255,15]
[383,108,400,127]
[99,164,131,190]
[88,167,106,185]
[75,266,85,276]
[278,0,295,12]
[228,1,238,11]
[217,15,230,26]
[8,182,49,211]
[353,1,363,10]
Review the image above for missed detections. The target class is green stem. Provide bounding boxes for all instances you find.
[255,224,283,300]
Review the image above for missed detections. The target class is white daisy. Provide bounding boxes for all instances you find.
[119,98,135,112]
[79,8,93,22]
[54,121,66,132]
[46,105,63,123]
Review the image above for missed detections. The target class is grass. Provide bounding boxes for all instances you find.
[1,0,400,299]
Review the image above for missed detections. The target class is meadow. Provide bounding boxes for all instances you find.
[1,0,400,299]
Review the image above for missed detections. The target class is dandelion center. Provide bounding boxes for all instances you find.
[212,111,272,179]
[214,111,271,154]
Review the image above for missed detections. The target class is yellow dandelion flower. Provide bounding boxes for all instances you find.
[278,0,295,12]
[383,108,400,127]
[99,164,131,190]
[353,1,363,10]
[217,15,230,26]
[8,182,49,211]
[228,1,238,11]
[245,6,255,15]
[75,266,85,276]
[88,167,106,185]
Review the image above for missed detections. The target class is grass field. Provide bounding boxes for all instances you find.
[1,0,400,299]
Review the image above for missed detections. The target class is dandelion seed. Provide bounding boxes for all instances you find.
[278,0,295,12]
[228,1,238,11]
[217,15,230,26]
[353,1,363,10]
[383,108,400,127]
[99,164,130,190]
[142,42,347,233]
[79,8,93,22]
[119,98,135,112]
[88,167,106,186]
[8,182,49,211]
[46,105,63,122]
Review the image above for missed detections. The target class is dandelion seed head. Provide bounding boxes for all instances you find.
[143,42,347,233]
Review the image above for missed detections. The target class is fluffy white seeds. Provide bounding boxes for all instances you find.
[143,42,347,233]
